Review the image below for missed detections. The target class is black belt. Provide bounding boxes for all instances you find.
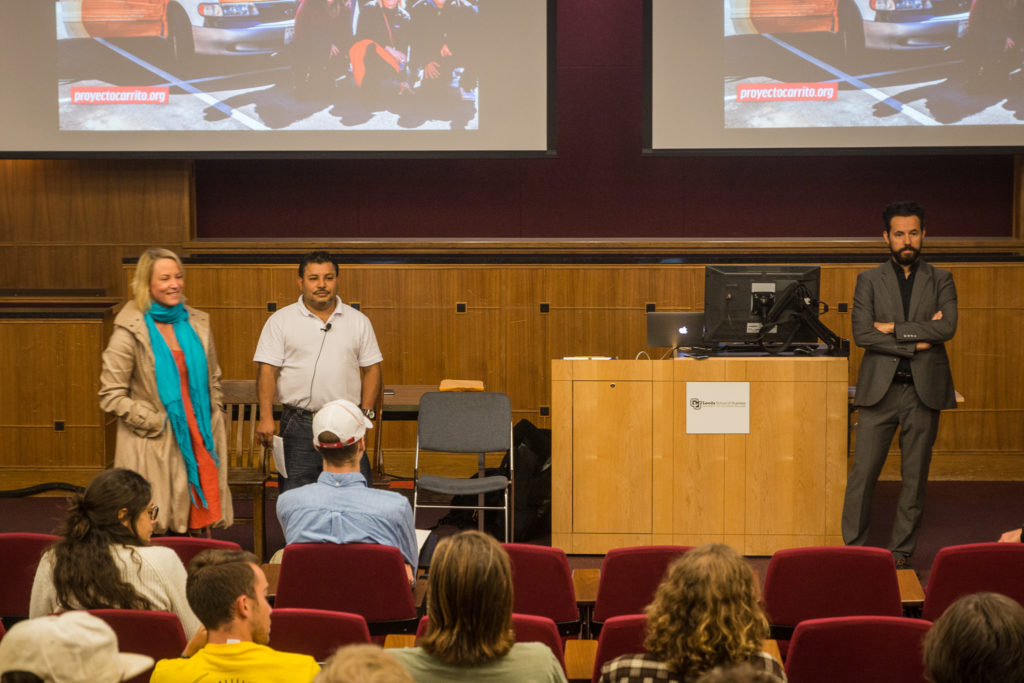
[282,405,315,419]
[892,370,914,385]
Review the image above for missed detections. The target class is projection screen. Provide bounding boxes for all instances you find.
[650,0,1024,151]
[0,0,552,155]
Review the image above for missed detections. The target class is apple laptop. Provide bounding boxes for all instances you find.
[646,311,706,348]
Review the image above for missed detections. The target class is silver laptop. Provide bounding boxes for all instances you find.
[646,311,706,348]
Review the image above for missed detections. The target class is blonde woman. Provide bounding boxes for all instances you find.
[600,544,785,683]
[99,248,232,534]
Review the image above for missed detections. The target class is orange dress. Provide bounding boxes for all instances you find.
[172,350,222,530]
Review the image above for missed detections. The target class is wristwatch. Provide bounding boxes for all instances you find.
[362,407,376,420]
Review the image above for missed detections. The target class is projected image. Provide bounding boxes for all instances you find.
[56,0,480,132]
[722,0,1024,129]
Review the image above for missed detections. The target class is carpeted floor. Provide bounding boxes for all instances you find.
[3,481,1021,586]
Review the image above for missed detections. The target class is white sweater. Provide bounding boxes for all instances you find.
[29,544,201,639]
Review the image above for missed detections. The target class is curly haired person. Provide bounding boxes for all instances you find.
[600,544,785,683]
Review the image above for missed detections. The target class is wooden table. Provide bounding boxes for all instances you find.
[565,639,598,682]
[573,568,600,605]
[381,384,437,420]
[384,634,417,649]
[573,568,600,638]
[898,568,925,609]
[374,384,436,478]
[261,563,281,598]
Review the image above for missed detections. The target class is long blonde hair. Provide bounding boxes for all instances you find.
[644,544,769,676]
[418,531,514,666]
[130,248,183,312]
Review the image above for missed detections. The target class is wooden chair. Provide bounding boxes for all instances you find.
[221,379,272,562]
[370,372,384,479]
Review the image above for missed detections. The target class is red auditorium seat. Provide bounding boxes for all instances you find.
[502,543,581,638]
[150,536,242,568]
[762,545,902,659]
[0,532,58,621]
[269,608,371,662]
[785,615,931,683]
[922,542,1024,621]
[590,614,647,683]
[274,543,417,641]
[88,609,186,683]
[591,545,691,634]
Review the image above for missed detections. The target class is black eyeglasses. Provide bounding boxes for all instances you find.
[147,505,159,521]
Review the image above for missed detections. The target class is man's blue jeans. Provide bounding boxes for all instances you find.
[279,406,372,492]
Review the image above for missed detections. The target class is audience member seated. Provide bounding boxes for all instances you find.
[276,398,418,583]
[599,544,786,683]
[389,530,566,682]
[922,591,1024,683]
[316,643,413,683]
[28,468,201,639]
[697,663,781,683]
[0,611,153,683]
[150,549,320,682]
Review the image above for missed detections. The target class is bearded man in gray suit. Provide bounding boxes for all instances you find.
[842,201,958,570]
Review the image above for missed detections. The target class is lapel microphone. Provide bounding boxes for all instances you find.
[322,322,332,332]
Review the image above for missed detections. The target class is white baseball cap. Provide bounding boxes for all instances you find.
[312,398,373,449]
[0,611,154,683]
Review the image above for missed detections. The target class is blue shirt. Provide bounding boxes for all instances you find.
[276,471,418,570]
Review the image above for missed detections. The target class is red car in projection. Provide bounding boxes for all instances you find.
[727,0,971,55]
[58,0,298,60]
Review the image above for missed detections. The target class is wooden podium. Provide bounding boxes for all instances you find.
[551,357,848,555]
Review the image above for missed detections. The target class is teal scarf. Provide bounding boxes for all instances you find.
[144,302,218,508]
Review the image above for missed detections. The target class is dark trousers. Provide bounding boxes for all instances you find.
[842,382,940,559]
[279,406,373,492]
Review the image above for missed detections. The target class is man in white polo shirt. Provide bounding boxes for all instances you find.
[254,250,382,492]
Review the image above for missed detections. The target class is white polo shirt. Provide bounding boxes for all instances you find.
[253,296,383,411]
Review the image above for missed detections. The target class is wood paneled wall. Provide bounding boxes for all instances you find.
[0,159,192,294]
[2,258,1021,487]
[0,313,115,489]
[1,157,1022,487]
[154,261,1024,482]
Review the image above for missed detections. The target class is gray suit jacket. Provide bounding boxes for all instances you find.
[852,260,957,411]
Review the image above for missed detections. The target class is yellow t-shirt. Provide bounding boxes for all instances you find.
[150,641,320,683]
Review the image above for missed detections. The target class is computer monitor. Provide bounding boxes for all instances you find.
[703,264,821,346]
